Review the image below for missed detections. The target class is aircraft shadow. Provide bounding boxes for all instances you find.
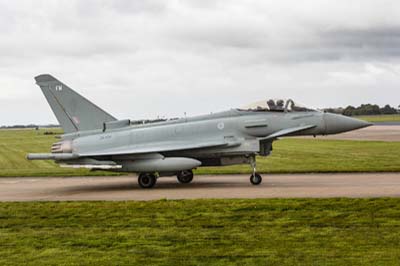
[52,180,255,194]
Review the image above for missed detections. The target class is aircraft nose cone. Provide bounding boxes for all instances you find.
[324,113,373,134]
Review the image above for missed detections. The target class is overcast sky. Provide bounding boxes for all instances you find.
[1,0,400,125]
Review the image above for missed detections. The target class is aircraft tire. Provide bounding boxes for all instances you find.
[138,173,157,188]
[250,173,262,185]
[177,170,194,184]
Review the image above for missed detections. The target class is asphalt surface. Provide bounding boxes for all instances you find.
[302,125,400,142]
[374,122,400,126]
[1,173,400,201]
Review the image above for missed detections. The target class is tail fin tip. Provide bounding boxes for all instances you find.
[35,74,57,83]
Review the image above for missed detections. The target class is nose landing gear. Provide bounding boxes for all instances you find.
[250,172,262,185]
[249,156,262,185]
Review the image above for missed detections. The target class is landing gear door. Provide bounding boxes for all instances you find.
[259,140,273,156]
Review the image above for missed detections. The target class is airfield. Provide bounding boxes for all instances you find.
[1,124,399,201]
[1,173,400,201]
[309,124,400,141]
[1,124,400,265]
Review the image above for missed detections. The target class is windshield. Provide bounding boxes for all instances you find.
[239,99,316,112]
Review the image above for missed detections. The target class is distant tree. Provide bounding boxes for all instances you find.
[362,104,380,115]
[324,108,341,114]
[324,108,333,113]
[341,104,397,116]
[380,104,397,115]
[343,106,356,116]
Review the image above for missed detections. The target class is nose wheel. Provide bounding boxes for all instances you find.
[250,173,262,185]
[249,156,262,185]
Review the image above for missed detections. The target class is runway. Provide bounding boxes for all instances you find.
[300,125,400,142]
[1,173,400,201]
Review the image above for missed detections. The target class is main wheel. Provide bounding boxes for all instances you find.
[250,173,262,185]
[138,173,157,188]
[177,170,194,184]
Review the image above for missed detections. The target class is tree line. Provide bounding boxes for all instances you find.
[325,104,400,116]
[1,104,399,129]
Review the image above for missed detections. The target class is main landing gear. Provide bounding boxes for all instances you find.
[177,170,194,184]
[249,156,262,185]
[138,170,195,188]
[138,173,157,188]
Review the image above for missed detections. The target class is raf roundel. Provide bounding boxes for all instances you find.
[217,122,225,130]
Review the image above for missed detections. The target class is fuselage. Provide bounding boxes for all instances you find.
[48,108,348,168]
[27,74,373,187]
[33,106,371,172]
[62,109,322,153]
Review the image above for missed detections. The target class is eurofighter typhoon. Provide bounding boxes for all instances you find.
[27,74,372,188]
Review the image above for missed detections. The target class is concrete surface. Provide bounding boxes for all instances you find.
[301,125,400,142]
[1,173,399,201]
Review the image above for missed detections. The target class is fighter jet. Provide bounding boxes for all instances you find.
[27,74,372,188]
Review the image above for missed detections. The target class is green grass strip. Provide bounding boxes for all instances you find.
[1,129,400,177]
[356,114,400,123]
[0,199,399,265]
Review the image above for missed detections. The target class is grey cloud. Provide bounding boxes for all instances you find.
[171,22,400,64]
[1,0,400,125]
[74,0,167,17]
[316,27,400,59]
[6,0,399,64]
[107,0,167,14]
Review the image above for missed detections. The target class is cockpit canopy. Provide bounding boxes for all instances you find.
[239,99,316,112]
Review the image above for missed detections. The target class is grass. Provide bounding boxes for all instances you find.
[1,128,400,177]
[356,114,400,123]
[197,138,400,174]
[0,129,116,177]
[0,199,399,265]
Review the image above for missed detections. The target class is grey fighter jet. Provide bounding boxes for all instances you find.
[27,74,372,188]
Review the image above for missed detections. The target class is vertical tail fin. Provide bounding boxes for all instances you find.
[35,74,116,133]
